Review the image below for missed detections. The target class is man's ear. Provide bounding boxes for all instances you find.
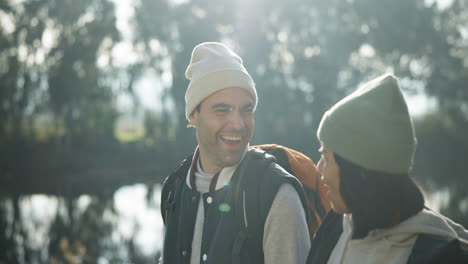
[188,111,198,128]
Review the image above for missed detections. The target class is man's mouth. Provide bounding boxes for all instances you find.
[220,135,242,143]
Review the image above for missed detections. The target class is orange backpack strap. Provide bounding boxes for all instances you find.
[251,144,331,237]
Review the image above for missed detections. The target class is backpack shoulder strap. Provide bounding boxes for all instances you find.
[160,153,193,226]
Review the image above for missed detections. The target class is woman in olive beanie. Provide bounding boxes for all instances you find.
[307,74,468,264]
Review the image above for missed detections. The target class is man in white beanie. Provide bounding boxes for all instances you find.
[160,42,310,264]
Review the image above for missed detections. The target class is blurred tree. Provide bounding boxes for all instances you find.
[0,199,16,263]
[1,0,468,262]
[46,0,120,148]
[414,113,468,226]
[237,0,367,155]
[0,0,122,194]
[0,0,136,263]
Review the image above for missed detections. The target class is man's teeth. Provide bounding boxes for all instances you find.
[221,136,241,141]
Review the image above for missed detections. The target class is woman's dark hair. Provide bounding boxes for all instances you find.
[334,154,425,239]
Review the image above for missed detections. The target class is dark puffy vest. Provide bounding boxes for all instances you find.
[161,150,308,264]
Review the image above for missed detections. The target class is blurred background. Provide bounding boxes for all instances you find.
[1,0,467,263]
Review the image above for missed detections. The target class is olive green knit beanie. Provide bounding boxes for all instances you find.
[317,74,417,174]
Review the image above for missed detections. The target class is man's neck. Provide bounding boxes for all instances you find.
[196,157,215,175]
[196,146,249,174]
[197,155,222,174]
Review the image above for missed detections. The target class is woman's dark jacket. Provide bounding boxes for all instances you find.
[307,211,468,264]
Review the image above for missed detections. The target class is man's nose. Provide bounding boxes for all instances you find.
[229,111,245,129]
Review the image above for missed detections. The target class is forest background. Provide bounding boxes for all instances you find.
[1,0,468,263]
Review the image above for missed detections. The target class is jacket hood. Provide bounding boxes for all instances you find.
[351,209,462,246]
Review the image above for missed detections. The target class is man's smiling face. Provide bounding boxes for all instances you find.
[189,87,255,173]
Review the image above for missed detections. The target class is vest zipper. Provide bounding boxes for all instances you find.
[165,191,172,225]
[243,191,248,228]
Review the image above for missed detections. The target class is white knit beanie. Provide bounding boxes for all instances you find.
[185,42,257,120]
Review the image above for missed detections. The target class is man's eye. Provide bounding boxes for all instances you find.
[242,106,254,112]
[215,108,230,113]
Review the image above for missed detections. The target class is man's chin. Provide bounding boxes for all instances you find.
[221,152,245,167]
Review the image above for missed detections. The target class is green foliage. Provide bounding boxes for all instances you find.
[1,0,468,262]
[414,113,468,226]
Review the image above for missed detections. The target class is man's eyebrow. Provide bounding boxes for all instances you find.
[211,103,231,109]
[242,103,254,109]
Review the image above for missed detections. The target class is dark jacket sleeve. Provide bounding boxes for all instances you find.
[306,211,343,264]
[407,234,468,264]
